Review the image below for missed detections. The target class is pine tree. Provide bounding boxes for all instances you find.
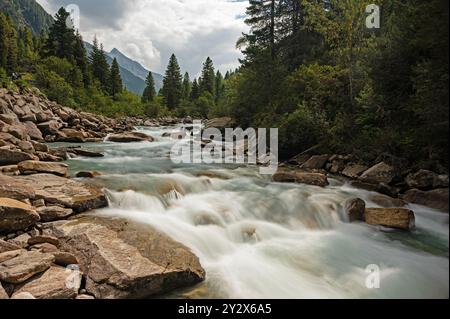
[44,7,76,60]
[190,78,200,101]
[161,54,183,109]
[142,71,156,103]
[109,58,122,98]
[89,37,110,93]
[182,72,191,100]
[200,57,215,95]
[0,14,18,74]
[73,31,90,87]
[215,71,224,103]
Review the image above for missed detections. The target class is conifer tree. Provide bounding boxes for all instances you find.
[89,37,110,93]
[190,78,200,101]
[199,57,215,95]
[182,72,191,100]
[109,58,122,98]
[142,71,156,103]
[44,7,76,60]
[161,54,183,109]
[215,71,224,103]
[0,13,18,74]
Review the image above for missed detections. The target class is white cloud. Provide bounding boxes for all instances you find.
[36,0,248,76]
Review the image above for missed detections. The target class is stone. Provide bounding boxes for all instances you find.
[273,170,329,187]
[369,195,406,208]
[300,155,330,170]
[36,151,63,162]
[107,132,154,143]
[0,239,21,253]
[45,216,205,299]
[0,282,8,299]
[0,113,19,125]
[75,171,102,178]
[56,129,86,143]
[36,206,74,222]
[30,243,59,254]
[16,174,107,213]
[342,164,369,179]
[401,188,449,212]
[7,125,28,140]
[0,250,24,263]
[32,199,46,208]
[30,141,49,153]
[364,208,415,231]
[28,236,60,247]
[70,149,104,158]
[0,198,40,234]
[8,233,31,248]
[0,165,19,176]
[405,169,438,190]
[17,140,34,153]
[23,121,44,141]
[360,162,396,185]
[0,148,35,165]
[76,294,95,300]
[21,114,37,123]
[345,198,366,222]
[37,120,62,135]
[434,175,449,189]
[0,250,55,284]
[205,117,235,130]
[13,266,81,299]
[18,161,69,177]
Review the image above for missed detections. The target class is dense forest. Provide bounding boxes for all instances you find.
[1,0,449,169]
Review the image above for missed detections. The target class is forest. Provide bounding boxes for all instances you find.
[1,0,448,168]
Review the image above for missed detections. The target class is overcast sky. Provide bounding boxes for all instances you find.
[36,0,249,77]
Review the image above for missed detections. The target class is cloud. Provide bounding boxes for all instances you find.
[36,0,248,76]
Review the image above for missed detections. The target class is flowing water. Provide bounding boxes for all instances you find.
[61,125,449,299]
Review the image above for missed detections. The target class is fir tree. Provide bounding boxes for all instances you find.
[182,72,191,100]
[109,58,123,98]
[142,71,156,103]
[199,57,215,95]
[44,7,76,60]
[190,78,200,101]
[89,37,110,93]
[161,54,183,109]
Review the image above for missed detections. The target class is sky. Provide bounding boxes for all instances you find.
[36,0,249,77]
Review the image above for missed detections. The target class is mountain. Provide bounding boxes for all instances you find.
[84,43,163,95]
[0,0,54,35]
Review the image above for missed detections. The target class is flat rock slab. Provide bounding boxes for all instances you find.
[273,170,329,187]
[0,174,36,200]
[15,174,107,213]
[18,161,69,177]
[0,239,21,253]
[365,208,415,231]
[0,198,40,234]
[0,250,55,284]
[13,266,81,299]
[107,132,154,143]
[44,216,205,299]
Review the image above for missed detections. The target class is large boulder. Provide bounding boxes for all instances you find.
[23,121,44,141]
[37,120,62,136]
[364,208,415,231]
[18,161,69,177]
[300,155,330,170]
[107,132,153,143]
[0,250,55,284]
[405,170,448,190]
[360,162,396,185]
[36,206,74,222]
[44,216,205,299]
[345,198,366,222]
[0,148,35,165]
[0,174,35,200]
[401,188,449,212]
[273,170,329,187]
[13,266,81,299]
[0,198,40,234]
[0,240,21,254]
[15,174,108,213]
[341,164,370,179]
[205,117,235,130]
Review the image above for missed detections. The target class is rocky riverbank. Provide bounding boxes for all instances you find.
[0,89,204,299]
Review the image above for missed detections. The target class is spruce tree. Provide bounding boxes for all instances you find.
[0,14,18,74]
[190,78,200,101]
[142,71,156,103]
[109,58,122,98]
[73,31,90,87]
[44,7,76,60]
[215,71,224,103]
[199,57,215,95]
[161,54,182,109]
[89,37,110,93]
[182,72,191,100]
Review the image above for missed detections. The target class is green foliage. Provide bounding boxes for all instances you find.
[161,54,182,110]
[0,67,8,87]
[142,71,156,103]
[109,58,123,98]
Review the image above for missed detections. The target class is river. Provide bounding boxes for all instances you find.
[59,125,449,299]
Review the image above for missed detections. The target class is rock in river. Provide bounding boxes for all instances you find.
[44,216,205,299]
[18,161,69,177]
[273,170,329,187]
[107,132,153,143]
[364,208,415,231]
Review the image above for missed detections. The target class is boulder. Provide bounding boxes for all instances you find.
[28,236,60,247]
[76,171,102,178]
[76,294,95,300]
[11,292,36,299]
[0,250,55,284]
[56,129,86,143]
[364,208,415,231]
[0,250,23,263]
[53,251,78,267]
[301,155,330,170]
[44,216,205,299]
[13,266,81,299]
[0,148,35,165]
[7,124,28,140]
[0,239,21,254]
[345,198,366,222]
[30,141,49,153]
[342,164,369,179]
[401,188,449,212]
[0,198,40,234]
[0,165,19,176]
[360,162,396,185]
[30,243,59,254]
[16,174,107,213]
[21,114,37,123]
[23,121,44,141]
[70,149,104,158]
[8,233,31,249]
[273,170,329,187]
[36,206,74,222]
[37,120,62,135]
[205,117,235,130]
[369,195,406,208]
[0,113,19,125]
[107,132,153,143]
[18,161,69,177]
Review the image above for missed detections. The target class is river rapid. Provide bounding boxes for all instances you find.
[60,125,449,299]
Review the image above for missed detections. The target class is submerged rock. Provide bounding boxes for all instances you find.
[44,216,205,299]
[107,132,153,143]
[273,170,329,187]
